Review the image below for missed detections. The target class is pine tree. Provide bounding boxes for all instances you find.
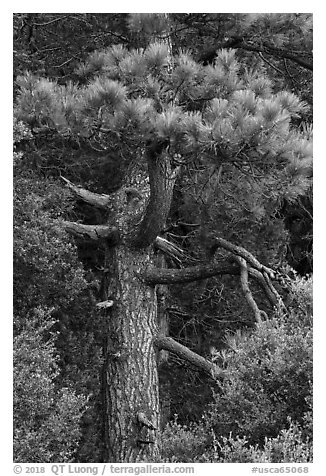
[14,14,312,462]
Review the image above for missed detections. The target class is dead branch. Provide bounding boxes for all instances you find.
[62,221,119,242]
[213,237,275,279]
[142,261,239,285]
[235,256,262,323]
[61,176,112,209]
[154,336,224,379]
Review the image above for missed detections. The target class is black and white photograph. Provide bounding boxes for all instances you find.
[12,10,314,469]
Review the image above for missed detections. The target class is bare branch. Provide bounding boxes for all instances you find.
[258,51,284,75]
[247,267,280,307]
[240,40,313,71]
[236,256,263,322]
[53,56,79,69]
[154,236,189,266]
[33,15,70,27]
[154,336,224,379]
[62,221,119,242]
[213,237,285,311]
[96,300,114,309]
[61,176,112,209]
[142,261,239,285]
[213,237,275,279]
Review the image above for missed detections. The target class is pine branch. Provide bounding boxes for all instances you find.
[154,336,224,379]
[240,40,313,71]
[212,237,275,279]
[62,221,119,243]
[213,237,285,311]
[247,267,280,307]
[235,256,263,322]
[61,176,112,209]
[141,261,239,285]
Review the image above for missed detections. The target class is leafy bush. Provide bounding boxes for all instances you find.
[200,417,312,463]
[13,175,88,318]
[205,277,312,445]
[13,308,86,462]
[161,276,312,462]
[13,171,104,462]
[160,418,207,463]
[161,415,312,463]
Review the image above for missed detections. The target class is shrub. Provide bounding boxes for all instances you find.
[13,308,86,462]
[160,418,207,463]
[161,276,313,462]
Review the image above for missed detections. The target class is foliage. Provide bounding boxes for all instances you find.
[161,276,312,462]
[206,318,312,444]
[160,418,207,463]
[161,417,312,463]
[13,174,87,317]
[13,14,129,81]
[13,172,107,461]
[13,308,86,462]
[202,418,312,463]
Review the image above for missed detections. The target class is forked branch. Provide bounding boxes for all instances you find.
[212,237,275,279]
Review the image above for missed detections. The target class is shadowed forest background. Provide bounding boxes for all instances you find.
[13,13,312,463]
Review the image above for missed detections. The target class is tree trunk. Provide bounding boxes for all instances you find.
[61,152,180,461]
[103,244,160,462]
[100,156,167,462]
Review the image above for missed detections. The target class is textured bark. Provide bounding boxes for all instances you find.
[99,158,165,461]
[142,261,239,284]
[103,245,160,462]
[133,149,180,248]
[247,267,280,307]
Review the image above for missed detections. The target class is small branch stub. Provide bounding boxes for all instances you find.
[137,412,157,431]
[96,300,114,309]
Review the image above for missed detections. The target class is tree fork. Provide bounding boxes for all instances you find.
[133,148,180,248]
